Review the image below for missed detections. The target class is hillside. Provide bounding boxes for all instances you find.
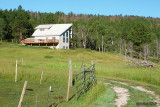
[0,42,160,106]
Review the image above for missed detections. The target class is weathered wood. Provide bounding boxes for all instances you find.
[46,86,52,107]
[15,60,17,82]
[35,93,38,107]
[40,69,43,84]
[91,61,95,85]
[83,65,85,92]
[66,70,70,101]
[18,81,28,107]
[69,58,72,87]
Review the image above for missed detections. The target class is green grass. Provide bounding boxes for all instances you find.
[105,80,155,107]
[0,42,160,106]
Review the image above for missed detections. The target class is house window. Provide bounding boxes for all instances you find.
[63,46,65,49]
[66,32,68,43]
[63,33,65,43]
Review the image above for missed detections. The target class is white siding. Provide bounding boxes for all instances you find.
[34,36,59,40]
[58,30,70,49]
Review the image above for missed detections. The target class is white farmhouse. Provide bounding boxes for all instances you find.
[21,24,73,49]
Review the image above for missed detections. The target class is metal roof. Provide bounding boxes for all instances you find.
[35,24,53,29]
[32,24,72,36]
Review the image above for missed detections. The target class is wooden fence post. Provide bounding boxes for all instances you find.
[15,60,17,82]
[83,65,86,93]
[35,93,38,107]
[69,58,72,87]
[91,61,95,85]
[66,69,71,101]
[46,86,52,107]
[18,81,28,107]
[40,69,43,84]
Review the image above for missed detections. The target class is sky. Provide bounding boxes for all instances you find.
[0,0,160,18]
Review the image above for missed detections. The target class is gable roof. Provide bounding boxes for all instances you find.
[32,24,72,36]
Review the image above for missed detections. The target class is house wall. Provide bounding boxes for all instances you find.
[59,27,72,49]
[34,36,59,40]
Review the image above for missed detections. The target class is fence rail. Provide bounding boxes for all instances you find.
[75,63,96,99]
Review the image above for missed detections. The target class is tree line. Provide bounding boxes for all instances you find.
[0,5,160,62]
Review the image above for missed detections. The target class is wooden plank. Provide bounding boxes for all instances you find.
[91,61,95,85]
[83,65,85,92]
[66,69,70,101]
[40,69,43,84]
[69,58,72,87]
[18,81,28,107]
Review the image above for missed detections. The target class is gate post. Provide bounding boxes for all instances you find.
[69,58,72,87]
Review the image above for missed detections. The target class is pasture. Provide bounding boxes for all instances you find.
[0,42,160,106]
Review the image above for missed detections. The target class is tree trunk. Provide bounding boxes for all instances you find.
[119,39,123,54]
[124,40,127,57]
[158,43,160,63]
[74,42,76,49]
[102,35,103,52]
[143,44,149,61]
[19,31,23,43]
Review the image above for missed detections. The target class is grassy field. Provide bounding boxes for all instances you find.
[0,42,160,106]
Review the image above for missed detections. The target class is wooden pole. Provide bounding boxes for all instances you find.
[69,58,72,87]
[66,71,70,101]
[40,69,43,84]
[35,93,38,107]
[83,65,86,93]
[18,81,28,107]
[46,86,52,107]
[91,61,95,85]
[15,60,17,82]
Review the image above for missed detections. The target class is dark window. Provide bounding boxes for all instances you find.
[63,33,65,43]
[66,32,68,43]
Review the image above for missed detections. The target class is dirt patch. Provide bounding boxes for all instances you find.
[110,80,129,86]
[104,83,111,86]
[112,86,130,107]
[53,96,63,99]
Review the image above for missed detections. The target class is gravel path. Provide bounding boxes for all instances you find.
[112,86,130,107]
[106,80,160,107]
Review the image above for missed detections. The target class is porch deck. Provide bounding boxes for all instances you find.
[21,38,59,45]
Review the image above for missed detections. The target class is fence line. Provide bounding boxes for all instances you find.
[74,61,96,100]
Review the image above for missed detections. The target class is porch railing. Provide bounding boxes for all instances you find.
[21,38,59,44]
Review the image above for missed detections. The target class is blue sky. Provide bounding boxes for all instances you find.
[0,0,160,18]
